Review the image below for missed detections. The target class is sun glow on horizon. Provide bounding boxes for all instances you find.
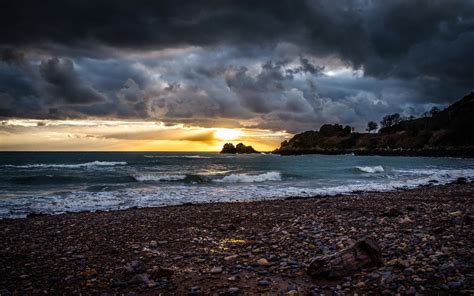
[0,119,290,152]
[214,128,243,141]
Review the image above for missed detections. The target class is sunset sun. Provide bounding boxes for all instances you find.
[214,128,242,141]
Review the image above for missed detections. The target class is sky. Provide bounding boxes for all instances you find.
[1,0,473,151]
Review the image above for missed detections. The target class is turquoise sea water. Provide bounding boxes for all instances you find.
[0,152,473,218]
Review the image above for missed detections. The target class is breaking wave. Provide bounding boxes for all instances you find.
[4,161,127,169]
[144,155,212,159]
[214,171,282,183]
[355,165,385,173]
[133,174,187,182]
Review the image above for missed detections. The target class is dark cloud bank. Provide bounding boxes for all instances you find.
[1,0,473,132]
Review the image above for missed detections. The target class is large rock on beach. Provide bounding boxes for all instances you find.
[307,238,382,279]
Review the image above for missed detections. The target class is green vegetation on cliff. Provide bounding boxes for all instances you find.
[274,92,474,157]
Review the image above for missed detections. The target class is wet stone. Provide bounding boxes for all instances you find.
[210,266,223,274]
[258,279,271,287]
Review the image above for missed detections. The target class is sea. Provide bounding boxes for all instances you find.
[0,152,473,218]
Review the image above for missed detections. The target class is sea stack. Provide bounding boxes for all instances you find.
[220,143,259,154]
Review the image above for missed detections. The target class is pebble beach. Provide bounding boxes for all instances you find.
[0,182,473,295]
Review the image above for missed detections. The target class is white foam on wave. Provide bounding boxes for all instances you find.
[4,161,127,169]
[356,165,385,173]
[0,169,474,219]
[1,167,473,219]
[197,169,233,176]
[134,174,187,182]
[393,168,474,183]
[214,171,281,183]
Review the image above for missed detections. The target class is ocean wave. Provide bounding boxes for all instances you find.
[393,168,474,180]
[197,169,233,176]
[144,155,211,159]
[214,171,282,183]
[4,161,127,169]
[11,175,76,185]
[10,175,137,185]
[394,168,467,175]
[355,165,384,173]
[1,168,472,219]
[133,174,187,182]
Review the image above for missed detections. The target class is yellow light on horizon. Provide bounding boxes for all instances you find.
[1,119,290,152]
[214,128,242,141]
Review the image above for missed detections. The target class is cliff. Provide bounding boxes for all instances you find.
[274,92,474,157]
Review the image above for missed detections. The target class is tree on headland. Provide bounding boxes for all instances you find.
[422,106,441,118]
[430,106,440,116]
[319,124,352,136]
[380,113,402,128]
[366,121,378,133]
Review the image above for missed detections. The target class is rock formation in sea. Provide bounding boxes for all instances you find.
[220,143,259,154]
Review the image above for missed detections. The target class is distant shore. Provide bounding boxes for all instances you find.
[0,182,473,295]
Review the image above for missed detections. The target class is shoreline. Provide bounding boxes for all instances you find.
[1,183,473,294]
[1,177,469,220]
[276,148,474,158]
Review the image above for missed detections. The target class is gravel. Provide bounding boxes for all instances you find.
[0,183,473,294]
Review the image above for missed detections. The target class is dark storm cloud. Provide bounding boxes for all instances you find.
[39,58,106,104]
[0,52,40,117]
[0,0,473,132]
[1,49,26,66]
[291,57,325,75]
[225,63,288,113]
[2,0,472,81]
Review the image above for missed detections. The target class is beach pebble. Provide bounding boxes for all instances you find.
[383,207,402,217]
[224,254,238,261]
[407,286,417,295]
[132,260,144,269]
[404,267,415,276]
[188,286,201,295]
[399,217,413,225]
[258,279,271,287]
[447,281,463,289]
[257,258,269,266]
[210,266,223,274]
[129,273,152,285]
[228,287,240,294]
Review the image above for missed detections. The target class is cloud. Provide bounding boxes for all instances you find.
[39,57,106,104]
[116,78,148,117]
[102,128,216,143]
[1,48,26,66]
[0,0,473,134]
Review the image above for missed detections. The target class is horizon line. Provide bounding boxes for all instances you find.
[0,150,274,153]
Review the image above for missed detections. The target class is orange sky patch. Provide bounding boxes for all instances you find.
[0,119,290,152]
